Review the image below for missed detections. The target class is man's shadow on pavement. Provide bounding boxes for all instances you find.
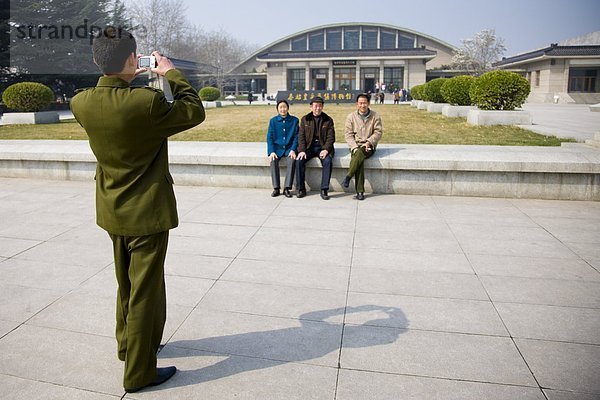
[156,305,408,389]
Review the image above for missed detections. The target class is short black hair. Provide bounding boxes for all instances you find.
[92,27,136,74]
[276,99,289,109]
[356,93,371,103]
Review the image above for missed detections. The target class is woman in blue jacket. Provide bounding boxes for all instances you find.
[266,99,299,197]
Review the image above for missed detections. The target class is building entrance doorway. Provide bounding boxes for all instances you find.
[315,78,327,90]
[360,68,379,93]
[311,68,329,90]
[333,68,356,90]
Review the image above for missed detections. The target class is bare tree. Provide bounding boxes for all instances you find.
[196,28,256,92]
[452,29,506,75]
[126,0,192,58]
[122,1,256,92]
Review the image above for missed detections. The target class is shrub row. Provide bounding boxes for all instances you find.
[2,71,530,113]
[413,71,530,110]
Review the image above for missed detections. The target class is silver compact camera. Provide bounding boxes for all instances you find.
[137,56,156,69]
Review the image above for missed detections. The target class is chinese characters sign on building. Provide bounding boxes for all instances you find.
[277,90,362,104]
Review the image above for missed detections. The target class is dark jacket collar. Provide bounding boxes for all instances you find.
[96,75,130,88]
[304,111,331,122]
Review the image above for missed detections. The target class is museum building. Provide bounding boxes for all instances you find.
[495,31,600,104]
[226,22,457,96]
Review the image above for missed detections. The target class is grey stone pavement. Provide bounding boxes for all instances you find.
[1,177,599,399]
[520,103,600,142]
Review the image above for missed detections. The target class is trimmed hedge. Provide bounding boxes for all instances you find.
[2,82,54,112]
[441,75,475,106]
[470,71,530,110]
[199,86,221,101]
[423,78,448,103]
[410,84,425,100]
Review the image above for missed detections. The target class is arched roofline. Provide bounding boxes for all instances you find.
[230,22,458,73]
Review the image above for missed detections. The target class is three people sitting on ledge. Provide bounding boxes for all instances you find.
[266,93,383,200]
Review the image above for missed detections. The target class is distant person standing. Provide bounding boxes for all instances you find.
[393,89,400,104]
[248,91,254,104]
[342,93,383,200]
[266,99,299,198]
[296,96,335,200]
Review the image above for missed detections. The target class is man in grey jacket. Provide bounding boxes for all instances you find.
[342,93,383,200]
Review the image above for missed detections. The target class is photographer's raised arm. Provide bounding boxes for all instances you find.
[150,51,175,76]
[148,52,205,137]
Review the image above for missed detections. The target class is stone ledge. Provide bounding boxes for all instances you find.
[1,140,599,200]
[1,111,60,125]
[467,109,533,126]
[442,105,476,118]
[427,103,448,113]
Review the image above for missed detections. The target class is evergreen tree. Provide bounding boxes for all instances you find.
[107,0,130,29]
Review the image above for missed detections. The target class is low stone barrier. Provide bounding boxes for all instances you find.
[467,109,532,126]
[442,105,476,118]
[417,101,432,110]
[1,111,60,125]
[1,140,599,200]
[426,103,448,113]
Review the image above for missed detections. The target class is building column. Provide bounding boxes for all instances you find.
[355,65,361,90]
[379,62,385,88]
[328,64,333,90]
[235,79,239,95]
[403,66,409,89]
[305,65,310,90]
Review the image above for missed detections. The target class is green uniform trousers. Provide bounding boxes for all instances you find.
[109,231,169,389]
[347,147,376,193]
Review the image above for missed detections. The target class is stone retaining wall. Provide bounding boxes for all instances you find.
[1,140,599,200]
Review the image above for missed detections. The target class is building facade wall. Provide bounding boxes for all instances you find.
[517,58,600,103]
[406,59,427,88]
[231,23,457,95]
[266,64,286,95]
[416,37,454,69]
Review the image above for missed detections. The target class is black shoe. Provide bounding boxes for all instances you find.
[271,189,280,197]
[283,188,292,198]
[355,192,365,201]
[320,190,330,200]
[125,366,177,393]
[297,189,306,198]
[342,176,351,188]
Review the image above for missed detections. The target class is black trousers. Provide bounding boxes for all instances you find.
[296,143,332,191]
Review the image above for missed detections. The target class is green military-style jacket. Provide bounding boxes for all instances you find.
[70,69,205,236]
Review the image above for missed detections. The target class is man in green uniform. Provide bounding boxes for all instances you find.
[70,27,205,393]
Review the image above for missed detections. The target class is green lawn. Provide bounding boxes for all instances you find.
[0,104,574,146]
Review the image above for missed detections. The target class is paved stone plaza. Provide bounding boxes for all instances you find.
[0,177,599,399]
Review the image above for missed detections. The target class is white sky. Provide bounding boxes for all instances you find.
[175,0,599,56]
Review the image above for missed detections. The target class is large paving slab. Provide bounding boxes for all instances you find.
[1,177,599,399]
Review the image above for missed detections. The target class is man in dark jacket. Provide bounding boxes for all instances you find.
[295,96,335,200]
[70,27,205,393]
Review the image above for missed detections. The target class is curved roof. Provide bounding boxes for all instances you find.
[230,22,458,73]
